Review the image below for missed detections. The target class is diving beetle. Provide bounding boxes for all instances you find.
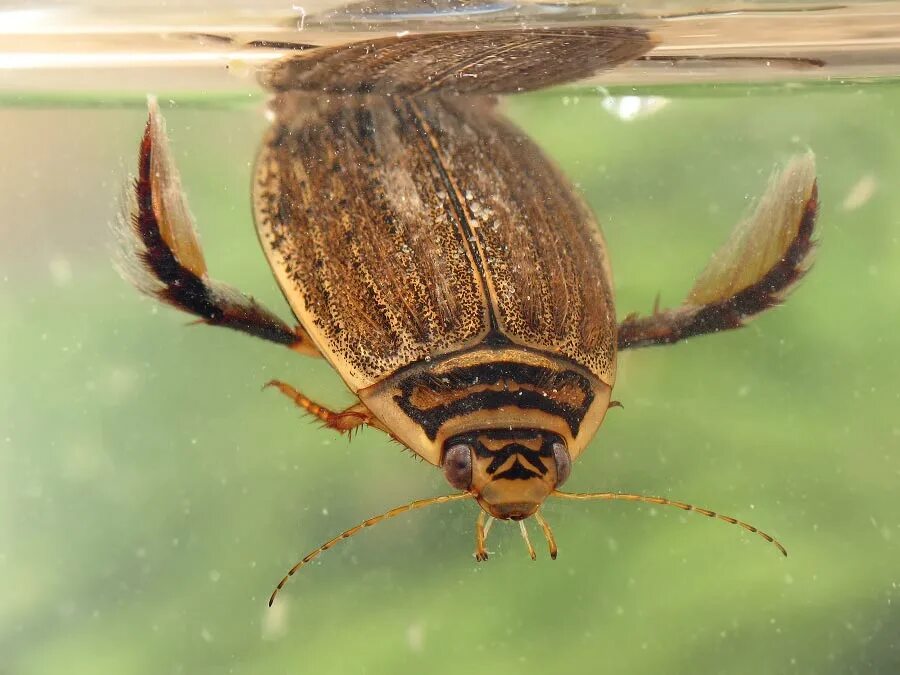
[118,27,818,605]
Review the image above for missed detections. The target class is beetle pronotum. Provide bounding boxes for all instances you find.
[118,27,818,605]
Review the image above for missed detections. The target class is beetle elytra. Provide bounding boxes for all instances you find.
[118,27,818,605]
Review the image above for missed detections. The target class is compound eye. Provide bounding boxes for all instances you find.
[442,443,473,491]
[552,441,571,487]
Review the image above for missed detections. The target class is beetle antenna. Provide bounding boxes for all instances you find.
[552,490,787,557]
[269,492,469,606]
[518,520,537,561]
[534,511,558,559]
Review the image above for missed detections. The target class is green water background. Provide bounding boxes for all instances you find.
[1,81,898,674]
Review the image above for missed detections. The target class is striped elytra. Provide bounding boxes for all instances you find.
[119,26,818,604]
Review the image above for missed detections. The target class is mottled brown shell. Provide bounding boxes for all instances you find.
[259,26,656,96]
[253,93,616,392]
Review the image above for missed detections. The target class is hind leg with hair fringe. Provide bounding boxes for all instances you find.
[117,97,320,357]
[618,153,818,350]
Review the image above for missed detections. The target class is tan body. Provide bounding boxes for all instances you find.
[253,93,615,467]
[120,27,818,605]
[362,347,611,466]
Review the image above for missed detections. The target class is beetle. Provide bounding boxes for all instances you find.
[118,27,818,605]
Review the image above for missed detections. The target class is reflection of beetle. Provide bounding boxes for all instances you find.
[119,28,817,605]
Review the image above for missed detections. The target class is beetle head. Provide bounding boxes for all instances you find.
[441,429,571,520]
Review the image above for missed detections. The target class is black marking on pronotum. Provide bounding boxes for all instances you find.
[468,428,546,442]
[394,362,595,440]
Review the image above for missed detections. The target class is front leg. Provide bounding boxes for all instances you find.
[118,97,320,357]
[618,153,818,350]
[474,510,490,562]
[264,380,386,436]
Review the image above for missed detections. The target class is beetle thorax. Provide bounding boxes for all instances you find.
[358,346,614,467]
